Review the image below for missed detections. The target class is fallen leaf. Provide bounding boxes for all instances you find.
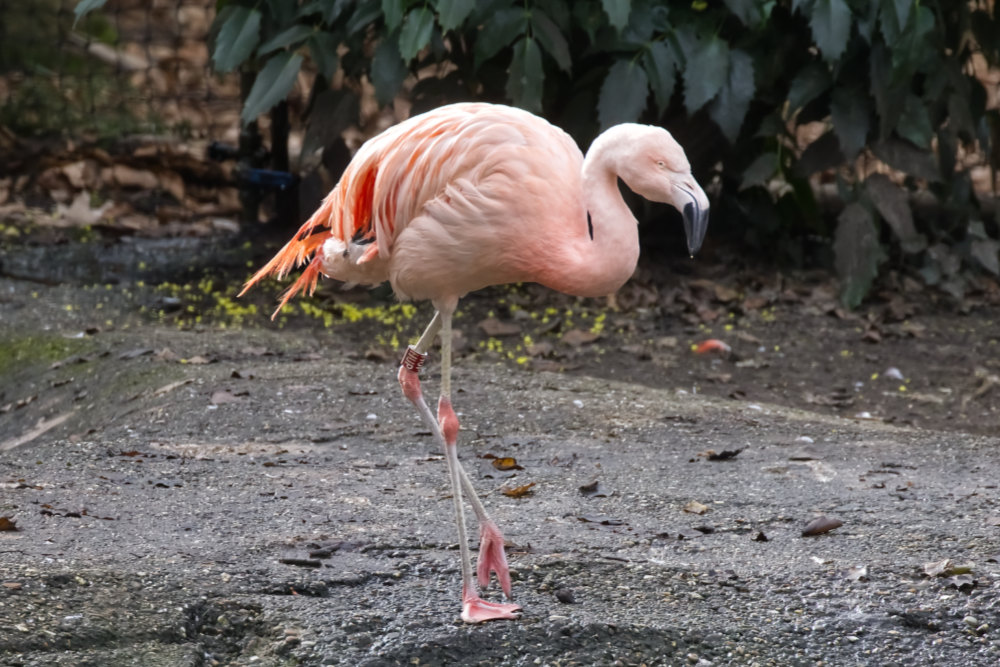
[526,341,554,357]
[152,379,193,396]
[491,457,523,471]
[0,517,18,531]
[118,347,154,360]
[478,317,521,336]
[55,191,111,226]
[753,531,769,542]
[923,559,973,578]
[706,448,745,461]
[579,480,608,498]
[561,329,600,346]
[183,355,213,365]
[502,482,536,498]
[578,515,624,525]
[802,515,843,536]
[111,164,158,190]
[210,390,241,405]
[683,500,709,515]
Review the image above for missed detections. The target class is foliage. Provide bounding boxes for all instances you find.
[71,0,1000,306]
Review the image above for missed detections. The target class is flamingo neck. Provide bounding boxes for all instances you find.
[541,132,640,297]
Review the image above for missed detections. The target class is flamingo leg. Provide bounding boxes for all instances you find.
[397,309,520,623]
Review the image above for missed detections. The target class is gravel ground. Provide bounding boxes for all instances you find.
[2,299,999,666]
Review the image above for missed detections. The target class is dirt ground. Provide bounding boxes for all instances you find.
[2,234,1000,666]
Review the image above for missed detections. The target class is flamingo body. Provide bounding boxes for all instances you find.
[242,102,709,622]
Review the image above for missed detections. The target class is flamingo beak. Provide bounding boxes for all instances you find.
[680,186,709,256]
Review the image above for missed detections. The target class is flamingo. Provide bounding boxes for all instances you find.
[240,102,709,622]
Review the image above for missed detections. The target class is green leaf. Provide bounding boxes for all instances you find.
[437,0,476,32]
[682,35,729,113]
[809,0,851,62]
[347,1,383,34]
[258,24,314,56]
[787,62,831,114]
[881,0,912,35]
[865,173,925,254]
[971,238,1000,275]
[474,8,526,67]
[241,52,304,124]
[308,33,340,79]
[723,0,769,26]
[642,41,676,114]
[213,6,262,73]
[506,36,543,113]
[301,0,350,23]
[601,0,631,32]
[834,203,884,309]
[73,0,107,26]
[399,7,435,61]
[382,0,405,31]
[531,10,571,72]
[598,59,649,130]
[830,86,869,159]
[265,0,297,28]
[573,1,605,42]
[708,48,755,143]
[371,37,409,106]
[896,93,933,148]
[740,151,778,190]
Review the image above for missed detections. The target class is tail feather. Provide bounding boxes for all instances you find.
[238,193,338,317]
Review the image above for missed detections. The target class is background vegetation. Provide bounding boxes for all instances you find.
[70,0,1000,306]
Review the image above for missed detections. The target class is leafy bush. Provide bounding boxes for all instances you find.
[74,0,1000,306]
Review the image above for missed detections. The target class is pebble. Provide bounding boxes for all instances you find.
[964,616,979,627]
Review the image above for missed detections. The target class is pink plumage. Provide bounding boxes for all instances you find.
[242,102,709,622]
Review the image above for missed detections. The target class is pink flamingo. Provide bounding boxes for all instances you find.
[241,103,709,622]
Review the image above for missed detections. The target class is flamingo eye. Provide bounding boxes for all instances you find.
[656,160,666,169]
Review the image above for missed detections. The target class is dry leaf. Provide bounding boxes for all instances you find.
[55,191,112,226]
[706,448,745,461]
[802,515,843,536]
[923,559,972,577]
[478,318,521,337]
[561,329,600,346]
[210,390,240,405]
[683,500,709,515]
[578,480,608,498]
[111,164,158,190]
[0,517,18,531]
[502,482,536,498]
[184,355,212,365]
[491,457,523,471]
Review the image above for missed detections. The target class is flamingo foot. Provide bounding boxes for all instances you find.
[477,520,513,596]
[462,586,522,623]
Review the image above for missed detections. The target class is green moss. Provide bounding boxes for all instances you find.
[0,334,94,377]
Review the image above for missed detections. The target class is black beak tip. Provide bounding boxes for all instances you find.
[683,201,709,256]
